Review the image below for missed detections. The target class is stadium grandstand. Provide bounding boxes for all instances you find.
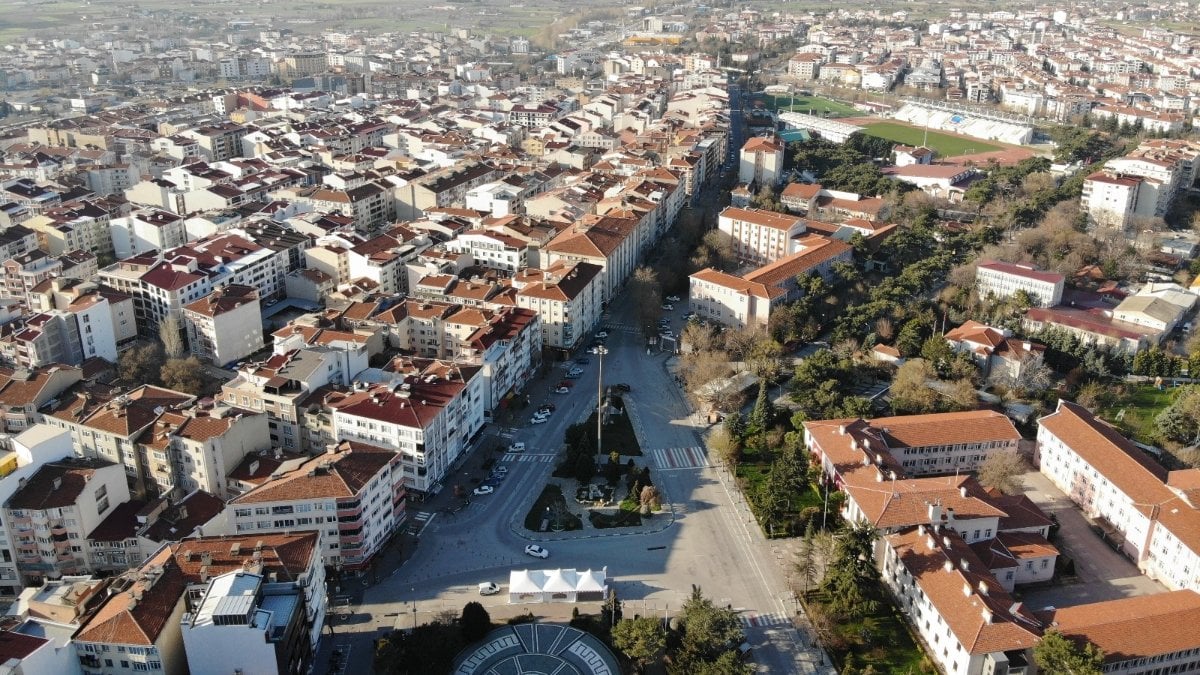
[893,99,1035,145]
[779,112,865,144]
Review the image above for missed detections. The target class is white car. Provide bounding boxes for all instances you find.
[661,303,674,311]
[473,485,494,496]
[666,295,681,303]
[524,544,550,559]
[508,442,526,453]
[555,386,571,394]
[530,414,549,425]
[478,581,500,596]
[595,331,608,339]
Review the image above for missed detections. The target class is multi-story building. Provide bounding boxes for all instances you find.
[1043,592,1200,674]
[543,215,640,303]
[513,261,603,351]
[27,278,138,353]
[880,525,1040,675]
[3,457,130,583]
[221,347,360,453]
[99,232,290,341]
[974,260,1064,308]
[180,569,312,675]
[74,532,324,675]
[689,234,852,329]
[2,251,62,304]
[738,136,784,187]
[1037,400,1200,593]
[181,285,263,368]
[716,207,807,265]
[0,425,76,597]
[41,385,196,498]
[109,209,187,260]
[321,360,486,497]
[137,405,269,497]
[230,441,405,569]
[805,410,1023,484]
[346,226,431,295]
[445,230,529,274]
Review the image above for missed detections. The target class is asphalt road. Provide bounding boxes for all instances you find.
[323,293,835,674]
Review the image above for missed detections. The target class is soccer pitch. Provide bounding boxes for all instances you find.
[862,121,1002,157]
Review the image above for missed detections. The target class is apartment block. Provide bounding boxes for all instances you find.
[181,285,263,368]
[230,441,405,569]
[716,207,807,265]
[513,261,603,350]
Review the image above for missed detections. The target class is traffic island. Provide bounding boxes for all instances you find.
[524,484,583,532]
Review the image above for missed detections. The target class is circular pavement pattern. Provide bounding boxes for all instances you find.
[451,623,621,675]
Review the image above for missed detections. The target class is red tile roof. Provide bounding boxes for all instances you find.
[1045,591,1200,663]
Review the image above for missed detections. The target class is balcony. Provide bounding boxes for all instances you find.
[336,503,362,519]
[339,532,364,545]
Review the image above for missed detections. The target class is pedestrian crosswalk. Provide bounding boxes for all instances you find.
[502,453,556,463]
[740,611,791,628]
[408,511,433,535]
[650,446,709,470]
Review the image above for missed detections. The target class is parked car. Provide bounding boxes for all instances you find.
[555,386,571,394]
[478,582,500,596]
[492,465,509,474]
[558,380,574,388]
[524,544,550,559]
[530,414,549,424]
[666,295,681,303]
[574,357,591,365]
[661,303,674,310]
[613,383,632,393]
[595,331,608,339]
[565,372,582,380]
[683,311,696,320]
[473,485,494,496]
[508,442,526,453]
[538,404,556,414]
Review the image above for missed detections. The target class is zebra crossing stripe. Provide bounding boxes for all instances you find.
[740,612,790,628]
[650,447,709,469]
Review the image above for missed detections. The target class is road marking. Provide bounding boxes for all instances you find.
[741,611,791,628]
[649,446,709,469]
[503,453,556,463]
[408,511,437,535]
[328,643,352,675]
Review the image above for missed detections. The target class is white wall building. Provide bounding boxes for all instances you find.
[974,260,1064,308]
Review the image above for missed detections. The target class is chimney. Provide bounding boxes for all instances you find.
[838,424,846,435]
[962,582,972,597]
[1023,341,1032,351]
[981,607,993,624]
[945,507,955,525]
[928,502,942,524]
[959,486,968,498]
[52,477,62,491]
[942,536,952,549]
[248,460,260,476]
[1009,601,1023,615]
[977,580,988,595]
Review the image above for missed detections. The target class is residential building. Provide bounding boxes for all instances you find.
[974,260,1065,308]
[445,230,529,274]
[738,136,784,187]
[3,457,130,583]
[180,569,311,675]
[137,405,269,497]
[181,285,263,368]
[513,261,603,351]
[943,321,1047,381]
[543,215,640,303]
[229,441,405,569]
[321,361,486,497]
[0,425,76,598]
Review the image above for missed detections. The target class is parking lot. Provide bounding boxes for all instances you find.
[1017,471,1165,609]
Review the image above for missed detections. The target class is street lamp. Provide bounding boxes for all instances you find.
[411,587,417,630]
[595,345,608,462]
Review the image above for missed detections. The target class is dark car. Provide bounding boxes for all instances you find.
[538,403,556,414]
[614,383,632,393]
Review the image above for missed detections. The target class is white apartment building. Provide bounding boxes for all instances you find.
[182,284,263,368]
[139,406,269,497]
[514,261,603,350]
[229,442,405,569]
[0,425,75,598]
[717,207,807,265]
[445,230,529,274]
[688,268,781,329]
[974,260,1064,308]
[1081,172,1143,228]
[738,136,784,187]
[326,364,486,496]
[180,569,312,675]
[3,457,130,583]
[109,209,188,260]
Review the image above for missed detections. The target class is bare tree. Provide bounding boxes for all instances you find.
[890,359,939,414]
[159,314,186,359]
[989,351,1053,396]
[681,321,722,354]
[680,349,734,408]
[977,451,1030,495]
[627,266,662,336]
[874,317,895,342]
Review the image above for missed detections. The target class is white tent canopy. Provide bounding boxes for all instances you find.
[507,567,608,604]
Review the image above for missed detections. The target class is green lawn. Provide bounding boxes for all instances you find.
[1098,385,1176,445]
[805,591,929,673]
[862,121,1002,157]
[523,485,583,532]
[755,94,860,118]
